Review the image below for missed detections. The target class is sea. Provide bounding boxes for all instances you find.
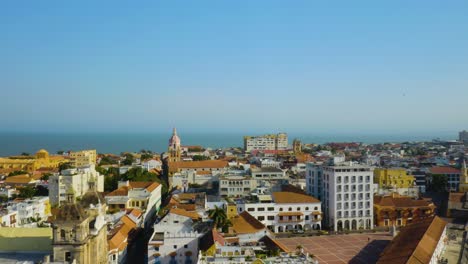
[0,132,455,156]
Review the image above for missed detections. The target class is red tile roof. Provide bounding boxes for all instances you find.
[429,166,460,174]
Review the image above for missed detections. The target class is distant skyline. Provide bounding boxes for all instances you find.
[1,1,467,134]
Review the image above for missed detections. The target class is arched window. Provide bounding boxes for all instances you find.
[60,229,66,240]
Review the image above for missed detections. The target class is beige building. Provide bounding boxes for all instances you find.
[244,133,288,152]
[49,165,104,206]
[51,187,108,264]
[70,149,97,167]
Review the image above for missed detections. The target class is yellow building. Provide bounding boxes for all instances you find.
[374,168,415,189]
[69,149,97,167]
[459,159,468,192]
[0,149,65,172]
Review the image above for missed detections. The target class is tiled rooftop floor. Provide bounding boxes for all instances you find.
[276,233,392,264]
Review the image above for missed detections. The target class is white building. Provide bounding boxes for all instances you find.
[148,209,201,264]
[306,161,374,231]
[0,210,17,227]
[250,167,287,182]
[49,165,104,206]
[219,175,257,197]
[7,196,50,226]
[244,133,288,152]
[172,170,218,191]
[105,181,161,229]
[141,159,162,171]
[260,159,281,169]
[235,191,322,232]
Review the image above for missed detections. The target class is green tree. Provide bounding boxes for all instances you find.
[121,153,135,166]
[208,206,231,232]
[59,162,74,171]
[99,156,118,166]
[0,195,8,203]
[8,170,28,176]
[192,155,210,161]
[141,153,153,160]
[21,152,30,156]
[34,185,49,196]
[430,174,448,192]
[56,150,64,155]
[40,173,52,181]
[18,186,36,199]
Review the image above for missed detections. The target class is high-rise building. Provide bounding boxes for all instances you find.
[306,161,374,231]
[459,130,468,144]
[49,165,104,206]
[243,133,288,152]
[168,128,182,162]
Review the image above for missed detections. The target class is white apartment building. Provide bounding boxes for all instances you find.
[236,191,322,232]
[260,159,281,169]
[251,167,286,181]
[49,165,104,206]
[7,196,50,226]
[219,175,257,197]
[172,170,218,190]
[69,149,97,167]
[306,162,374,231]
[244,133,288,152]
[148,211,201,264]
[105,181,161,229]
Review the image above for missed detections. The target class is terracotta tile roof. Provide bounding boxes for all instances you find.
[278,212,303,216]
[272,192,320,204]
[374,195,434,208]
[4,175,36,184]
[128,208,143,218]
[106,181,160,197]
[231,211,265,234]
[106,186,129,197]
[429,166,460,174]
[377,216,447,264]
[199,228,226,251]
[108,215,137,251]
[169,208,200,220]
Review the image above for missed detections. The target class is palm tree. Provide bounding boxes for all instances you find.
[208,206,231,232]
[296,244,303,255]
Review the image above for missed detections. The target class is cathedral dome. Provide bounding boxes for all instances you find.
[169,128,181,148]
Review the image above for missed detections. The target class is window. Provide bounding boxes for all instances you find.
[60,229,66,239]
[267,216,275,220]
[258,216,265,221]
[314,206,318,210]
[184,245,188,248]
[174,245,178,249]
[297,207,301,211]
[305,207,309,210]
[258,207,265,211]
[267,207,274,211]
[279,208,283,211]
[288,207,292,211]
[65,252,71,262]
[247,208,255,212]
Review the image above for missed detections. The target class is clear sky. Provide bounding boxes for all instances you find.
[1,1,467,135]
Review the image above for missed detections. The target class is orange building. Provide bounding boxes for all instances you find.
[374,194,436,227]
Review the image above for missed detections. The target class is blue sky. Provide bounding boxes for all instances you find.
[1,1,467,135]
